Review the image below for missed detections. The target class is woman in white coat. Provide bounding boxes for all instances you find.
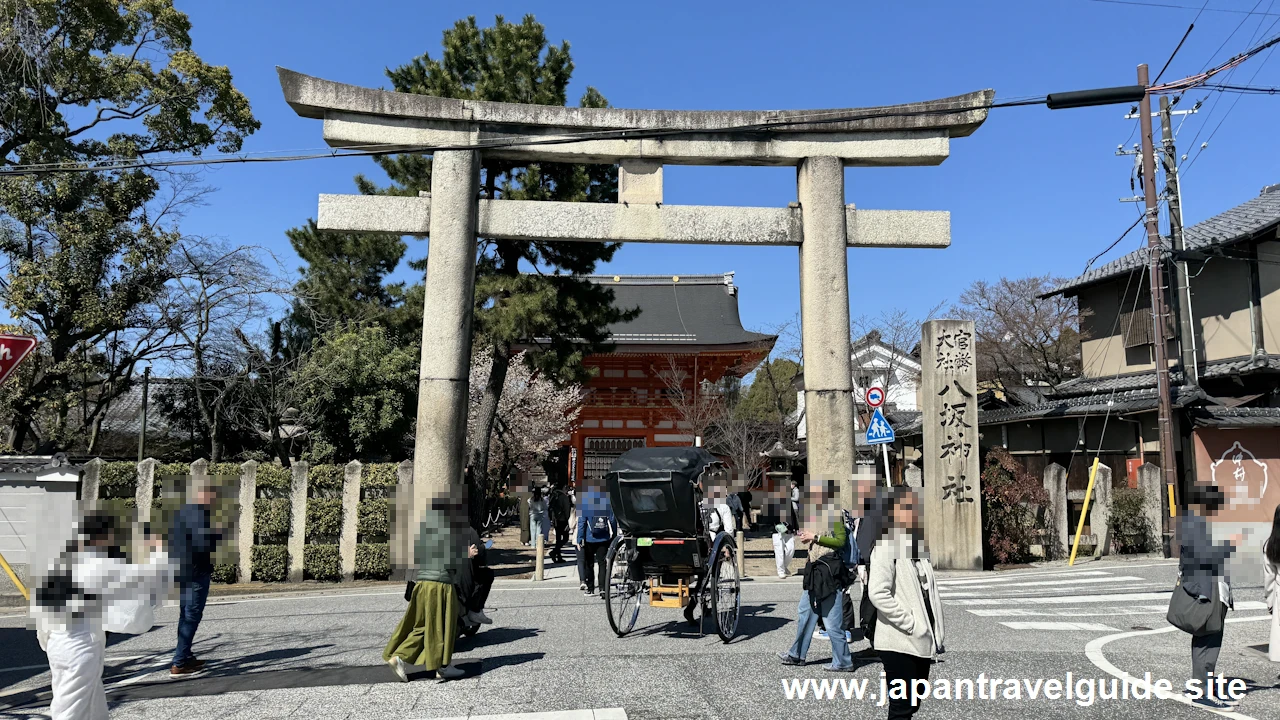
[867,487,944,720]
[1263,505,1280,663]
[33,512,176,720]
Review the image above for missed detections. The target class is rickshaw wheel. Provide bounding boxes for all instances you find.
[710,538,741,642]
[604,536,642,637]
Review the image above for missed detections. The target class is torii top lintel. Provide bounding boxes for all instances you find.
[277,68,994,167]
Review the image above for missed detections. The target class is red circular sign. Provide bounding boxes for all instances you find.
[866,386,885,408]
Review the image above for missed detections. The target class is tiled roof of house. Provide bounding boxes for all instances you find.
[1048,185,1280,296]
[977,385,1209,425]
[1191,406,1280,428]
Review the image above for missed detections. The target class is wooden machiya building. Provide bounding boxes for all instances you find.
[550,273,775,485]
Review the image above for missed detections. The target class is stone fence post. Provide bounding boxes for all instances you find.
[904,464,923,488]
[287,461,309,583]
[190,458,209,498]
[1137,462,1164,552]
[340,460,362,582]
[391,460,413,581]
[134,458,157,560]
[1090,463,1113,558]
[1043,463,1068,558]
[238,461,257,584]
[81,458,103,508]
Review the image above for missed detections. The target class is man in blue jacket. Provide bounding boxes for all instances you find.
[576,488,616,597]
[168,482,223,675]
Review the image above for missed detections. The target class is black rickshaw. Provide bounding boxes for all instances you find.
[602,447,741,641]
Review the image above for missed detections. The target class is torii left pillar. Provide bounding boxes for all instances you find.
[411,150,479,536]
[798,157,856,503]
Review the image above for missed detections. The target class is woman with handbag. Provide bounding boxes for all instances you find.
[1171,484,1241,708]
[1261,505,1280,664]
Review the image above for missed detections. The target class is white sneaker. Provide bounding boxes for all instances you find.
[387,656,409,683]
[436,664,464,680]
[469,610,494,625]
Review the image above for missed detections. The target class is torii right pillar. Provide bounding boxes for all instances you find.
[921,319,983,569]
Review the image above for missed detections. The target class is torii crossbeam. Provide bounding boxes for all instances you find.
[278,68,993,551]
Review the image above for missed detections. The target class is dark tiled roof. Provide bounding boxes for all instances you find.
[0,454,75,474]
[884,410,923,438]
[978,385,1208,425]
[1049,354,1280,400]
[587,273,776,348]
[1049,187,1280,296]
[1191,406,1280,427]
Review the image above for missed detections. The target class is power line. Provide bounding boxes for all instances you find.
[0,97,1050,177]
[1083,214,1147,273]
[1089,0,1280,15]
[1154,19,1198,84]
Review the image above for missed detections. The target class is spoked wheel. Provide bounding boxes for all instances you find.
[710,537,741,642]
[604,536,642,637]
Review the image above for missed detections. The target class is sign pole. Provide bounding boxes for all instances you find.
[881,443,892,487]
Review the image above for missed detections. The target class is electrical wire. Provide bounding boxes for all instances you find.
[0,96,1049,177]
[1083,214,1147,273]
[1089,0,1280,15]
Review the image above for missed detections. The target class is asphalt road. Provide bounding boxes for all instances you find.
[1,556,1277,720]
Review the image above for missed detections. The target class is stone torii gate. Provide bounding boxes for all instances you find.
[277,68,992,560]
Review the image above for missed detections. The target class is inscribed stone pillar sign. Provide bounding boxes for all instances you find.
[798,157,856,509]
[921,320,982,570]
[1090,463,1113,558]
[411,150,480,547]
[1043,463,1068,558]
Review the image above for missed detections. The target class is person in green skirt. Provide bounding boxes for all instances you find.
[385,493,471,681]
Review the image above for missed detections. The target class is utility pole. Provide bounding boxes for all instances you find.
[1160,95,1198,387]
[1137,64,1180,522]
[137,366,150,461]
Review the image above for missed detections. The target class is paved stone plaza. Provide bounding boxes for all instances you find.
[3,557,1278,720]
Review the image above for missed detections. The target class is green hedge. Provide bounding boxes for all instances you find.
[358,498,389,542]
[255,463,291,495]
[254,498,290,541]
[252,545,288,582]
[304,544,341,581]
[99,462,137,499]
[306,498,342,543]
[362,463,398,499]
[355,543,390,579]
[212,562,238,584]
[309,464,344,497]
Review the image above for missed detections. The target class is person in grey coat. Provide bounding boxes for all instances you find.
[868,487,943,719]
[1178,484,1242,708]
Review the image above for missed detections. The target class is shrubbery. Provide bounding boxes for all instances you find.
[1110,487,1156,554]
[355,543,390,579]
[307,498,343,543]
[304,544,341,581]
[212,562,238,584]
[252,545,288,582]
[309,464,344,497]
[255,498,290,541]
[981,448,1051,565]
[99,462,137,498]
[255,463,291,495]
[358,499,390,542]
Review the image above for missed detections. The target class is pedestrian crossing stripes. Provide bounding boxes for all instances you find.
[935,564,1268,632]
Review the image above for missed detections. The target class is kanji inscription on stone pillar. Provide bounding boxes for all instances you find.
[921,319,983,570]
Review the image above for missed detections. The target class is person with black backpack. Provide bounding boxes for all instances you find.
[775,479,854,672]
[33,511,175,720]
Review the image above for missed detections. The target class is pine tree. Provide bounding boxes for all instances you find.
[364,15,636,512]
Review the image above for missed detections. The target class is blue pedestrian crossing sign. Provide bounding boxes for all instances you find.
[865,407,895,445]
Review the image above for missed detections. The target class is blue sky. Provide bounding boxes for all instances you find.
[174,0,1280,336]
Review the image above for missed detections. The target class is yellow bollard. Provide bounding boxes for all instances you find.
[1168,484,1177,517]
[534,534,545,581]
[0,551,28,601]
[1069,458,1100,566]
